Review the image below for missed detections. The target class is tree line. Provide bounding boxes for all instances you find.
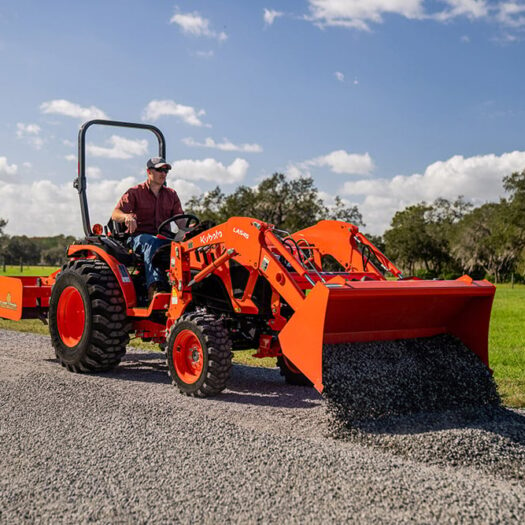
[1,170,524,282]
[0,222,75,266]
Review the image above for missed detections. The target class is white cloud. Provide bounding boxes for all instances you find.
[432,0,488,22]
[335,71,345,82]
[170,11,227,41]
[171,158,249,184]
[86,135,148,159]
[306,0,494,30]
[0,156,18,179]
[307,0,425,30]
[65,154,76,162]
[0,178,122,236]
[16,123,44,149]
[16,123,41,137]
[496,2,525,27]
[0,174,200,236]
[194,50,215,58]
[170,179,203,202]
[182,137,263,153]
[143,99,208,127]
[86,167,102,180]
[285,162,311,179]
[264,8,284,26]
[341,150,525,234]
[40,99,108,120]
[307,150,375,175]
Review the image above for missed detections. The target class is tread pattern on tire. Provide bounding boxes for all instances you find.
[49,259,130,373]
[167,310,233,397]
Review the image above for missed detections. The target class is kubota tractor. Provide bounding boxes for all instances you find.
[0,120,496,398]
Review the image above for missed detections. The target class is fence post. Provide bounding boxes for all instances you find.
[2,257,5,272]
[20,257,23,273]
[511,273,514,289]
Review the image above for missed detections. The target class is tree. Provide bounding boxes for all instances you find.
[452,171,525,282]
[185,186,227,225]
[3,236,41,265]
[0,217,7,237]
[186,173,363,232]
[327,196,364,226]
[383,204,436,275]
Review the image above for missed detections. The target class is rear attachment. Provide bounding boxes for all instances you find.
[0,275,54,321]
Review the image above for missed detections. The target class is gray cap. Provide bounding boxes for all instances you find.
[147,157,172,170]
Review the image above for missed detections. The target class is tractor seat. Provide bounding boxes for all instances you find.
[106,219,129,240]
[103,219,141,266]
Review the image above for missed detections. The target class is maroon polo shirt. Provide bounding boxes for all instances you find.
[116,181,183,235]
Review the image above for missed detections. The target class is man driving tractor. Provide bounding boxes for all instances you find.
[111,157,183,299]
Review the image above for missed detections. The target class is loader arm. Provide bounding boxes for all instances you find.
[292,220,403,278]
[167,217,312,321]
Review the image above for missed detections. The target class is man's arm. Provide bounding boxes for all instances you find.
[112,206,138,234]
[112,190,138,234]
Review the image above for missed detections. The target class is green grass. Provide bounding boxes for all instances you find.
[1,268,524,407]
[489,284,525,407]
[0,265,58,277]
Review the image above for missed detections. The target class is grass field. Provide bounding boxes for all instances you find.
[1,266,524,407]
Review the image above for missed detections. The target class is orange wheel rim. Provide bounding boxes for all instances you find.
[173,330,204,384]
[57,286,85,347]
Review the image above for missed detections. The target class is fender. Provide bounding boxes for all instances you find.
[67,244,137,307]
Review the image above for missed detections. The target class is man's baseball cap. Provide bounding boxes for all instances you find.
[147,157,172,170]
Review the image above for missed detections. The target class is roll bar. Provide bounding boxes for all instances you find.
[74,119,167,237]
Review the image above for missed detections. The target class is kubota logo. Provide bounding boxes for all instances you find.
[199,230,223,244]
[233,228,249,239]
[0,293,17,310]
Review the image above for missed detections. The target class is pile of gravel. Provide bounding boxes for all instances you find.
[322,334,500,427]
[320,335,525,480]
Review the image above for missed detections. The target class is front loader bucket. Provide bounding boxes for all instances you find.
[278,279,495,393]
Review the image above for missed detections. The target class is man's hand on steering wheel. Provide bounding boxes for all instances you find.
[157,214,200,242]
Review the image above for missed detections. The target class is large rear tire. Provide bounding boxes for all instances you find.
[49,259,130,372]
[166,311,232,397]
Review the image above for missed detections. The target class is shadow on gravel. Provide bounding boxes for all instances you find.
[219,365,323,409]
[100,352,171,385]
[80,353,321,409]
[333,407,525,480]
[346,406,525,446]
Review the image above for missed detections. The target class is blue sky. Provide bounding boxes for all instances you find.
[1,0,525,236]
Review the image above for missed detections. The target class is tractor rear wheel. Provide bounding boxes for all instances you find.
[49,259,130,372]
[277,355,313,387]
[166,311,232,397]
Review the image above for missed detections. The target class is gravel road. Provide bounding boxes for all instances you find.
[1,329,524,523]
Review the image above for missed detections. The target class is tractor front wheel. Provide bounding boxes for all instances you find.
[277,355,313,387]
[166,311,232,397]
[49,259,130,373]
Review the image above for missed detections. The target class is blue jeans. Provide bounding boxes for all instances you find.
[128,234,171,288]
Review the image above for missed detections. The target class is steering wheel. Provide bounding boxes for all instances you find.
[157,214,200,242]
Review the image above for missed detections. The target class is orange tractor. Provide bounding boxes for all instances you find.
[0,120,496,397]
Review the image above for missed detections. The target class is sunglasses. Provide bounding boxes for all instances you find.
[153,167,170,174]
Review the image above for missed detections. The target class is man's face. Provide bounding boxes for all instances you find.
[147,166,170,185]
